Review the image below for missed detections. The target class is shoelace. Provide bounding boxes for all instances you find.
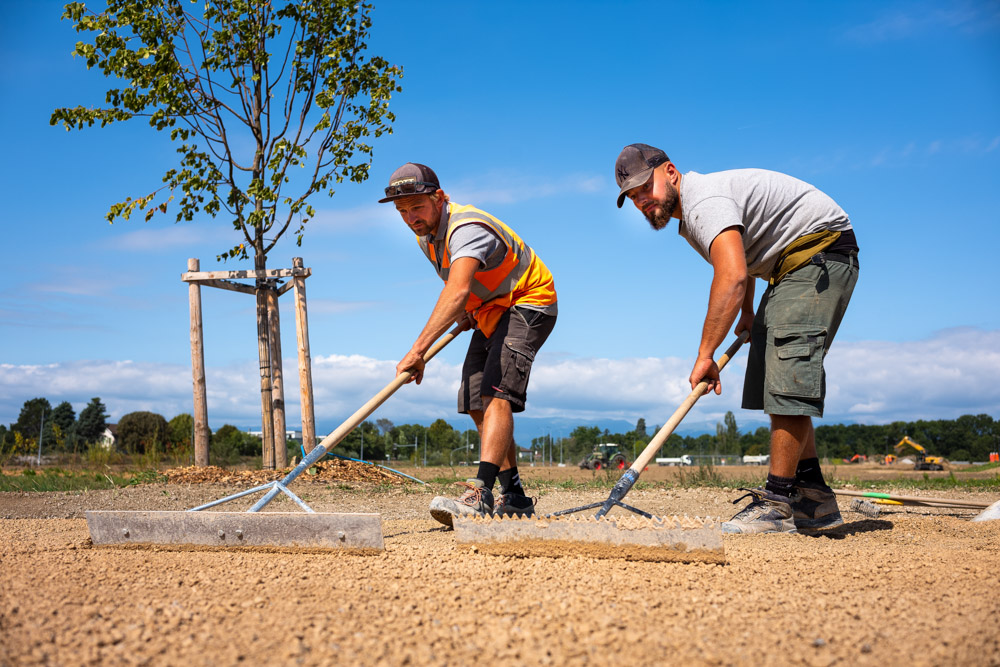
[731,487,767,506]
[455,481,485,507]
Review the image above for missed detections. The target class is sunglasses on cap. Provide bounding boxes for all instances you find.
[383,178,439,198]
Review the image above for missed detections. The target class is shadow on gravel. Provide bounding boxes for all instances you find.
[383,525,451,539]
[802,519,894,539]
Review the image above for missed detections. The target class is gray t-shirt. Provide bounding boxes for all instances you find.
[678,169,852,278]
[437,220,558,315]
[448,222,505,270]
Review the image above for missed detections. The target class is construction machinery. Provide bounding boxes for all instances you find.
[86,322,467,551]
[894,436,946,471]
[454,332,748,563]
[579,443,628,470]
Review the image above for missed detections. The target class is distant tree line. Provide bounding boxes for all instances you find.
[551,412,1000,465]
[3,396,997,468]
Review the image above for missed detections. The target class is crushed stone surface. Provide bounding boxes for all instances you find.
[1,467,998,666]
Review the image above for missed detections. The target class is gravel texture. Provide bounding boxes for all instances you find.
[2,464,998,666]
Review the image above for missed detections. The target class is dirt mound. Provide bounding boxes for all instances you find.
[164,458,413,486]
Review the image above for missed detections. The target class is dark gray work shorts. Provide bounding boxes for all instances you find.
[458,306,556,414]
[742,252,859,417]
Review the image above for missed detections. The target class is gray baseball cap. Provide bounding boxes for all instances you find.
[378,162,441,203]
[615,144,669,208]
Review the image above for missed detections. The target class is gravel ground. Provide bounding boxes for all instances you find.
[2,466,998,666]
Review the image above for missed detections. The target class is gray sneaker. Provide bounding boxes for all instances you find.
[494,492,536,518]
[429,479,494,527]
[790,481,844,531]
[721,488,797,534]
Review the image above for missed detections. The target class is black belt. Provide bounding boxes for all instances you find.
[812,251,858,267]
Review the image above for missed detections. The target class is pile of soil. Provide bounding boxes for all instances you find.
[164,458,413,486]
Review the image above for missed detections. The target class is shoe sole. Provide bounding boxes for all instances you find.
[721,521,798,535]
[496,507,535,519]
[794,514,844,532]
[430,507,455,528]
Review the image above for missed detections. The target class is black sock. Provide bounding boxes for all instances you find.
[795,457,828,487]
[497,467,525,496]
[765,473,796,498]
[475,461,501,491]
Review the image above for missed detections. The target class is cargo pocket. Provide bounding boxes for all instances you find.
[498,339,536,398]
[765,326,827,399]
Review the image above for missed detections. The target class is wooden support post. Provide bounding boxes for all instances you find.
[187,258,210,466]
[267,286,287,468]
[292,257,317,454]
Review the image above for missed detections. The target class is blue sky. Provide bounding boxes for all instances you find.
[2,0,999,442]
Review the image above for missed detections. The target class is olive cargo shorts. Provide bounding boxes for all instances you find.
[459,306,556,414]
[742,254,859,417]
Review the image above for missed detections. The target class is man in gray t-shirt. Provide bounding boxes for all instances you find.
[615,143,859,535]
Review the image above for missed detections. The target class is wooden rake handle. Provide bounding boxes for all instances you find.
[630,331,750,474]
[312,321,467,456]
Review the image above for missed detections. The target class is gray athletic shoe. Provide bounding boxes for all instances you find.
[494,492,536,518]
[429,479,494,528]
[790,481,844,531]
[721,488,797,534]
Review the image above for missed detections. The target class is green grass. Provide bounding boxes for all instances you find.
[0,467,166,492]
[960,461,1000,473]
[831,472,1000,492]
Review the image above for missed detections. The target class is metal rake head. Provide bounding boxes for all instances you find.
[850,498,882,519]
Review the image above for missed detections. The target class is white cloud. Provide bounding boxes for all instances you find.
[2,328,998,432]
[844,3,1000,42]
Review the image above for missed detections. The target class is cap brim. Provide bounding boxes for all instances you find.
[377,189,434,204]
[615,168,653,208]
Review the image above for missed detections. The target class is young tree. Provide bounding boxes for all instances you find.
[52,0,402,465]
[77,397,110,444]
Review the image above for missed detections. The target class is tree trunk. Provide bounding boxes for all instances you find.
[267,286,287,468]
[255,250,276,470]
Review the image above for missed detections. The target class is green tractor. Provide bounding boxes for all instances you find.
[579,443,628,471]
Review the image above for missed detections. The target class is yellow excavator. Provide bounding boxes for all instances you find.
[894,436,946,471]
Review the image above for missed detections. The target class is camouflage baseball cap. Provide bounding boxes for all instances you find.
[615,144,669,208]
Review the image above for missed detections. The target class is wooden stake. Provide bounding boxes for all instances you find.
[187,258,210,466]
[292,258,317,454]
[267,286,287,468]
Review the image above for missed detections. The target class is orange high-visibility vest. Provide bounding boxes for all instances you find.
[417,202,556,337]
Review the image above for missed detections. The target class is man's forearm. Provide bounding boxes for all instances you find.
[698,273,746,358]
[411,283,468,356]
[742,275,755,314]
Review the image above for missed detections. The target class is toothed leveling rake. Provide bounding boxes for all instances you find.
[87,323,467,551]
[454,332,749,563]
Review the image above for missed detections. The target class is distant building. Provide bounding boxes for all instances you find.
[245,429,302,440]
[99,424,118,450]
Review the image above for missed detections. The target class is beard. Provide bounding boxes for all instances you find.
[644,182,679,231]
